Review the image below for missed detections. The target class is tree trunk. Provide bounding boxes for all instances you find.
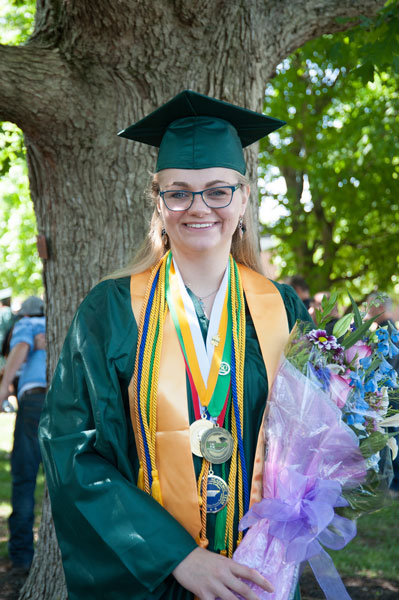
[0,0,386,597]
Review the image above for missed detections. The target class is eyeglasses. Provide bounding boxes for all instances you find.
[159,184,242,212]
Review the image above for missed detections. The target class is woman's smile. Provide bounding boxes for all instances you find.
[183,222,218,229]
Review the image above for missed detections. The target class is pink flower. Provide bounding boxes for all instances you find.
[330,372,352,409]
[344,341,372,367]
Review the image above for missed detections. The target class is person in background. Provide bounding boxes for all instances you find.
[0,289,14,352]
[288,275,312,311]
[0,296,46,575]
[0,288,16,411]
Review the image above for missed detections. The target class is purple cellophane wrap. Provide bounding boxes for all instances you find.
[233,359,367,600]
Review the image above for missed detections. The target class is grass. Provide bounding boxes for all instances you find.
[329,501,399,580]
[0,411,45,560]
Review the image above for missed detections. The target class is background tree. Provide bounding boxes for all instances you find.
[0,122,43,296]
[259,1,399,299]
[0,0,40,297]
[0,0,388,597]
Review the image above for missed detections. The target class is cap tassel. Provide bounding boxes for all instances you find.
[151,469,163,505]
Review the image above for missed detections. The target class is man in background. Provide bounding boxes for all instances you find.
[0,288,14,368]
[0,296,46,574]
[288,275,312,310]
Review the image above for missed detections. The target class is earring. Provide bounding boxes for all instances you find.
[161,227,169,248]
[238,216,246,239]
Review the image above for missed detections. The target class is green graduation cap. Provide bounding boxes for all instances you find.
[118,90,285,175]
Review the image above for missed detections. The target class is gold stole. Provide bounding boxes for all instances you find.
[128,265,289,540]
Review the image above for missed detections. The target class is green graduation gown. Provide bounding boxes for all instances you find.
[39,275,311,600]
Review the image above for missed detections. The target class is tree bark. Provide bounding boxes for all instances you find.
[0,0,386,597]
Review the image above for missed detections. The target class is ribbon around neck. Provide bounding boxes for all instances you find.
[239,467,356,600]
[166,253,231,417]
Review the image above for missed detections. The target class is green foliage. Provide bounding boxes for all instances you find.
[0,0,35,45]
[0,1,42,297]
[259,7,399,301]
[0,123,43,296]
[335,0,399,83]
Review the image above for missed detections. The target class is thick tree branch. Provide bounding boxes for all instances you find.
[256,0,386,80]
[0,44,66,130]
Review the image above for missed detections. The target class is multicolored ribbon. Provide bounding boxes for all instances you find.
[166,253,231,417]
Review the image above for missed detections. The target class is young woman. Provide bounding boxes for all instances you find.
[39,90,312,600]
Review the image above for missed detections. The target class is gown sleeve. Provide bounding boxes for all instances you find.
[39,278,197,600]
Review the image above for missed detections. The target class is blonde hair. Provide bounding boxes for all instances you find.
[105,171,264,280]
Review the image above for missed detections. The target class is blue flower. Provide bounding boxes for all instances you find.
[309,363,331,391]
[375,328,389,341]
[377,341,389,356]
[350,386,365,403]
[355,397,370,412]
[359,356,373,370]
[349,370,364,390]
[391,327,399,344]
[346,413,365,426]
[364,376,378,393]
[385,371,398,388]
[388,341,399,359]
[379,356,395,374]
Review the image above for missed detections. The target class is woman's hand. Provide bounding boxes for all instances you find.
[172,546,274,600]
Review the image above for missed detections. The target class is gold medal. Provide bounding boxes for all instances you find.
[189,419,214,457]
[201,473,229,513]
[200,426,234,464]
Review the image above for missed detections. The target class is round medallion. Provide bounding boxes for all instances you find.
[219,362,231,376]
[202,474,229,513]
[189,419,214,457]
[200,426,234,464]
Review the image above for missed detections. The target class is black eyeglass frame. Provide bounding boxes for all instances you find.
[159,184,242,212]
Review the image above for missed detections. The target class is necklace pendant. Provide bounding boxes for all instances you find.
[211,334,220,347]
[190,419,214,457]
[200,426,234,464]
[201,473,229,513]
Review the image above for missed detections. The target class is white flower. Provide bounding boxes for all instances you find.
[326,363,346,374]
[379,414,399,428]
[366,452,380,472]
[388,437,398,461]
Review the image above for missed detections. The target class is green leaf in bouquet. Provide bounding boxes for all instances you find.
[341,315,376,349]
[321,292,338,314]
[315,293,338,328]
[339,470,386,519]
[332,313,354,339]
[360,431,389,459]
[347,291,363,329]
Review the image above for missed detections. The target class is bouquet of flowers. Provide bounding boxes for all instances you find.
[233,293,399,600]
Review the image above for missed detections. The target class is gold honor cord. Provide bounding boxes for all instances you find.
[197,257,246,556]
[133,254,168,501]
[223,257,246,556]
